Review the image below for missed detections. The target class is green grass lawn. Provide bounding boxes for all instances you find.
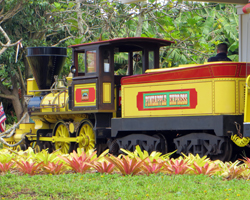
[0,173,249,200]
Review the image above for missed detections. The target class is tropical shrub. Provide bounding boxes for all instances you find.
[106,154,145,175]
[59,150,97,174]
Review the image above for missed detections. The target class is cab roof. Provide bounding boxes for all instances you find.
[69,37,174,50]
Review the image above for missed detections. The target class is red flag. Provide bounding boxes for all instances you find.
[0,103,6,132]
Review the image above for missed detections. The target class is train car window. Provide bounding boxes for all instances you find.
[78,52,85,73]
[104,50,110,73]
[133,52,142,75]
[86,50,97,73]
[149,51,154,69]
[114,52,128,75]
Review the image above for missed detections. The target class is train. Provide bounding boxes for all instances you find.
[1,37,250,162]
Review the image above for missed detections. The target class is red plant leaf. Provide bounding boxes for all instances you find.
[105,154,145,175]
[0,162,14,173]
[142,158,164,175]
[164,159,191,175]
[15,160,43,175]
[91,161,115,174]
[59,150,97,173]
[43,161,66,175]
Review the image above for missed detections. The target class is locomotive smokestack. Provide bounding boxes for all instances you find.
[26,47,67,91]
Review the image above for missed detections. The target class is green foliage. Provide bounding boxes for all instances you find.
[5,147,250,180]
[34,149,61,165]
[0,149,16,163]
[2,173,250,199]
[5,114,17,125]
[50,1,239,67]
[120,145,176,161]
[181,153,211,167]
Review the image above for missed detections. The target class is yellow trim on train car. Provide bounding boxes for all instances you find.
[122,77,246,118]
[103,82,111,103]
[74,83,96,107]
[244,75,250,123]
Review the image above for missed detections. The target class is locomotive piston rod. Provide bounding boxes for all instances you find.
[38,135,89,145]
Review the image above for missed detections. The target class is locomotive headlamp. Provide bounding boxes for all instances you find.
[243,1,250,14]
[70,65,76,74]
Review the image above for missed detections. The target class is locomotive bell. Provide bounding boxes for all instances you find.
[57,80,66,89]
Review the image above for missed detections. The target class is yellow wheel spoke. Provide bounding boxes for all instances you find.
[54,122,71,154]
[77,120,95,152]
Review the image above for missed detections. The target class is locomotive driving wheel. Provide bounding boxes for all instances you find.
[76,120,95,152]
[53,121,72,154]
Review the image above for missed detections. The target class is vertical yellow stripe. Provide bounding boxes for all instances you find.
[103,83,111,103]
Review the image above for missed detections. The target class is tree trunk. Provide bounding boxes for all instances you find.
[11,94,23,121]
[135,3,143,37]
[76,0,84,36]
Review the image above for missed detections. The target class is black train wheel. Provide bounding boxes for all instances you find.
[153,134,168,154]
[210,139,232,162]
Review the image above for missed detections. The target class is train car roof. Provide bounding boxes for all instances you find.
[121,62,250,85]
[69,37,174,49]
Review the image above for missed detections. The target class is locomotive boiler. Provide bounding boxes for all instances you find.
[2,37,250,162]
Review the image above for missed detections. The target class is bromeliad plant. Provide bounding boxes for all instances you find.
[106,154,145,176]
[34,149,61,165]
[90,160,115,174]
[222,162,247,180]
[182,153,211,166]
[191,161,220,175]
[59,150,97,174]
[14,160,43,175]
[0,162,14,174]
[141,158,165,175]
[43,161,67,175]
[164,159,191,175]
[0,151,15,163]
[121,145,176,162]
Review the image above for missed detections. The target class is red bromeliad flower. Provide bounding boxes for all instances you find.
[192,161,220,175]
[0,162,14,173]
[43,161,67,175]
[90,160,115,174]
[105,154,145,175]
[142,158,165,175]
[15,160,43,175]
[59,150,97,173]
[163,159,191,175]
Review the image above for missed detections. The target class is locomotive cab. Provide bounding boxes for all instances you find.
[69,37,173,115]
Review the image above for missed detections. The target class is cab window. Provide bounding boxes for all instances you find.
[114,52,128,75]
[86,50,97,73]
[78,52,85,73]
